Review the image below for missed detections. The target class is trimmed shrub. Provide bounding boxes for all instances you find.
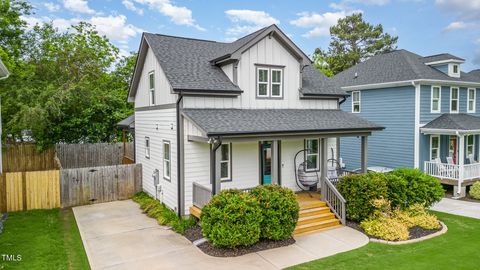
[337,172,388,222]
[470,182,480,200]
[251,184,299,240]
[201,189,263,248]
[390,168,444,207]
[385,174,408,209]
[361,217,410,241]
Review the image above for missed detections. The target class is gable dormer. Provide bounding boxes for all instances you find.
[423,53,465,78]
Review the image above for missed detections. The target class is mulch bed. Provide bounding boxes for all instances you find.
[183,225,295,257]
[347,220,443,241]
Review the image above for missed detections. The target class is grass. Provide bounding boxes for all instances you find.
[0,208,90,270]
[289,211,480,270]
[132,192,197,234]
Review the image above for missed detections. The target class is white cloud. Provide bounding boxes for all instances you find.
[122,0,144,15]
[44,2,61,12]
[133,0,204,30]
[224,9,279,37]
[290,10,359,38]
[330,0,389,10]
[62,0,95,14]
[443,21,475,32]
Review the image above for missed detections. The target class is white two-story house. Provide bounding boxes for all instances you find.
[127,25,383,232]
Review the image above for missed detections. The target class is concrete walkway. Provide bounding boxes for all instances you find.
[73,200,368,270]
[431,198,480,219]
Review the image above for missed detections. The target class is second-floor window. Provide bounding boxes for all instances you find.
[149,71,155,106]
[431,86,441,113]
[256,66,283,98]
[468,88,476,113]
[450,87,459,113]
[352,91,361,113]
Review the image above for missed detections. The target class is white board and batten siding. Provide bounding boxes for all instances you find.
[183,36,338,110]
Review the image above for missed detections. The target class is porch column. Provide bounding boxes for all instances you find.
[210,138,222,195]
[361,136,368,173]
[320,138,328,197]
[456,135,466,197]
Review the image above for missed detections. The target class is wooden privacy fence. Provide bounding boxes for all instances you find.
[2,144,58,173]
[56,143,133,169]
[0,164,142,212]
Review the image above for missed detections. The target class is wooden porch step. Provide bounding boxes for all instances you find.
[297,212,336,225]
[294,224,343,237]
[189,205,202,219]
[294,218,341,235]
[299,201,327,210]
[299,206,331,217]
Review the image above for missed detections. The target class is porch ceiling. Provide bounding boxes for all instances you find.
[181,109,384,139]
[421,113,480,135]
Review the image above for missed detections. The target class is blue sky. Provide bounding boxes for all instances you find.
[26,0,480,71]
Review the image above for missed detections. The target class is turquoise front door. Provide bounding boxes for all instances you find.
[261,141,272,184]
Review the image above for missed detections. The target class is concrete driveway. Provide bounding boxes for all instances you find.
[431,198,480,219]
[73,200,368,270]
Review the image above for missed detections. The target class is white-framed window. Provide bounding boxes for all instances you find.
[352,91,361,113]
[467,135,475,157]
[145,137,150,159]
[220,143,231,181]
[271,69,283,97]
[453,64,459,74]
[430,135,439,161]
[149,71,155,106]
[431,86,441,113]
[257,68,269,97]
[163,141,171,180]
[468,88,476,113]
[305,139,319,171]
[450,87,459,113]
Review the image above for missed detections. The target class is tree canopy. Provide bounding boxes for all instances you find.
[0,0,135,149]
[314,13,398,76]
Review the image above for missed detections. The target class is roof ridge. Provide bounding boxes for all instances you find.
[144,32,222,44]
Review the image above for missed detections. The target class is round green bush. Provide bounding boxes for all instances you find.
[250,184,299,240]
[337,172,388,222]
[390,168,444,207]
[470,182,480,199]
[385,173,408,209]
[201,189,262,248]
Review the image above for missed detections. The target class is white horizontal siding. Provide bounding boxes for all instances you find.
[135,108,178,211]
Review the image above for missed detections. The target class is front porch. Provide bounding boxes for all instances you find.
[421,113,480,197]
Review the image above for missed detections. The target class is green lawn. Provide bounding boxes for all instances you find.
[0,208,90,270]
[290,212,480,270]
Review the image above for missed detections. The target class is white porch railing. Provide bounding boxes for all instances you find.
[424,161,480,181]
[192,182,212,208]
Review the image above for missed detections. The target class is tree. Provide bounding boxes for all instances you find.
[314,13,398,75]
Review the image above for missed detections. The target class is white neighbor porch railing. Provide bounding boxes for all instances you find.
[424,161,480,181]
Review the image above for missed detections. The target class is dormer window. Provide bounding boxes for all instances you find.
[453,64,459,74]
[256,65,283,98]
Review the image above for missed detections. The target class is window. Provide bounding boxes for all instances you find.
[220,144,231,181]
[257,68,269,97]
[431,86,441,113]
[352,91,361,113]
[450,87,459,113]
[271,69,283,97]
[145,137,150,159]
[256,66,283,98]
[467,135,475,157]
[453,64,459,74]
[149,71,155,106]
[305,139,319,171]
[430,135,439,161]
[163,141,171,180]
[468,88,476,113]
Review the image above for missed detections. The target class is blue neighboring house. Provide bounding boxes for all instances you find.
[333,49,480,197]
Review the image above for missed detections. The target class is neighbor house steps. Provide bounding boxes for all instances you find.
[294,200,341,237]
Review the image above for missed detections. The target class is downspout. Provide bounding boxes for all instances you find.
[176,93,184,217]
[210,137,222,195]
[339,96,347,105]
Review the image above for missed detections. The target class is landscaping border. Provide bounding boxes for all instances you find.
[369,221,447,245]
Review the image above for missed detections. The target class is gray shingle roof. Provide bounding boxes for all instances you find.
[422,114,480,131]
[301,65,345,96]
[421,53,465,63]
[333,49,480,87]
[182,109,383,136]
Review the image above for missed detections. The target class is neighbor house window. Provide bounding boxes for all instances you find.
[450,87,459,113]
[352,91,361,113]
[468,88,476,113]
[430,135,439,161]
[149,71,155,106]
[145,137,150,159]
[163,141,171,180]
[305,139,319,171]
[256,66,283,98]
[431,86,441,113]
[220,143,231,181]
[467,135,475,157]
[257,68,269,97]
